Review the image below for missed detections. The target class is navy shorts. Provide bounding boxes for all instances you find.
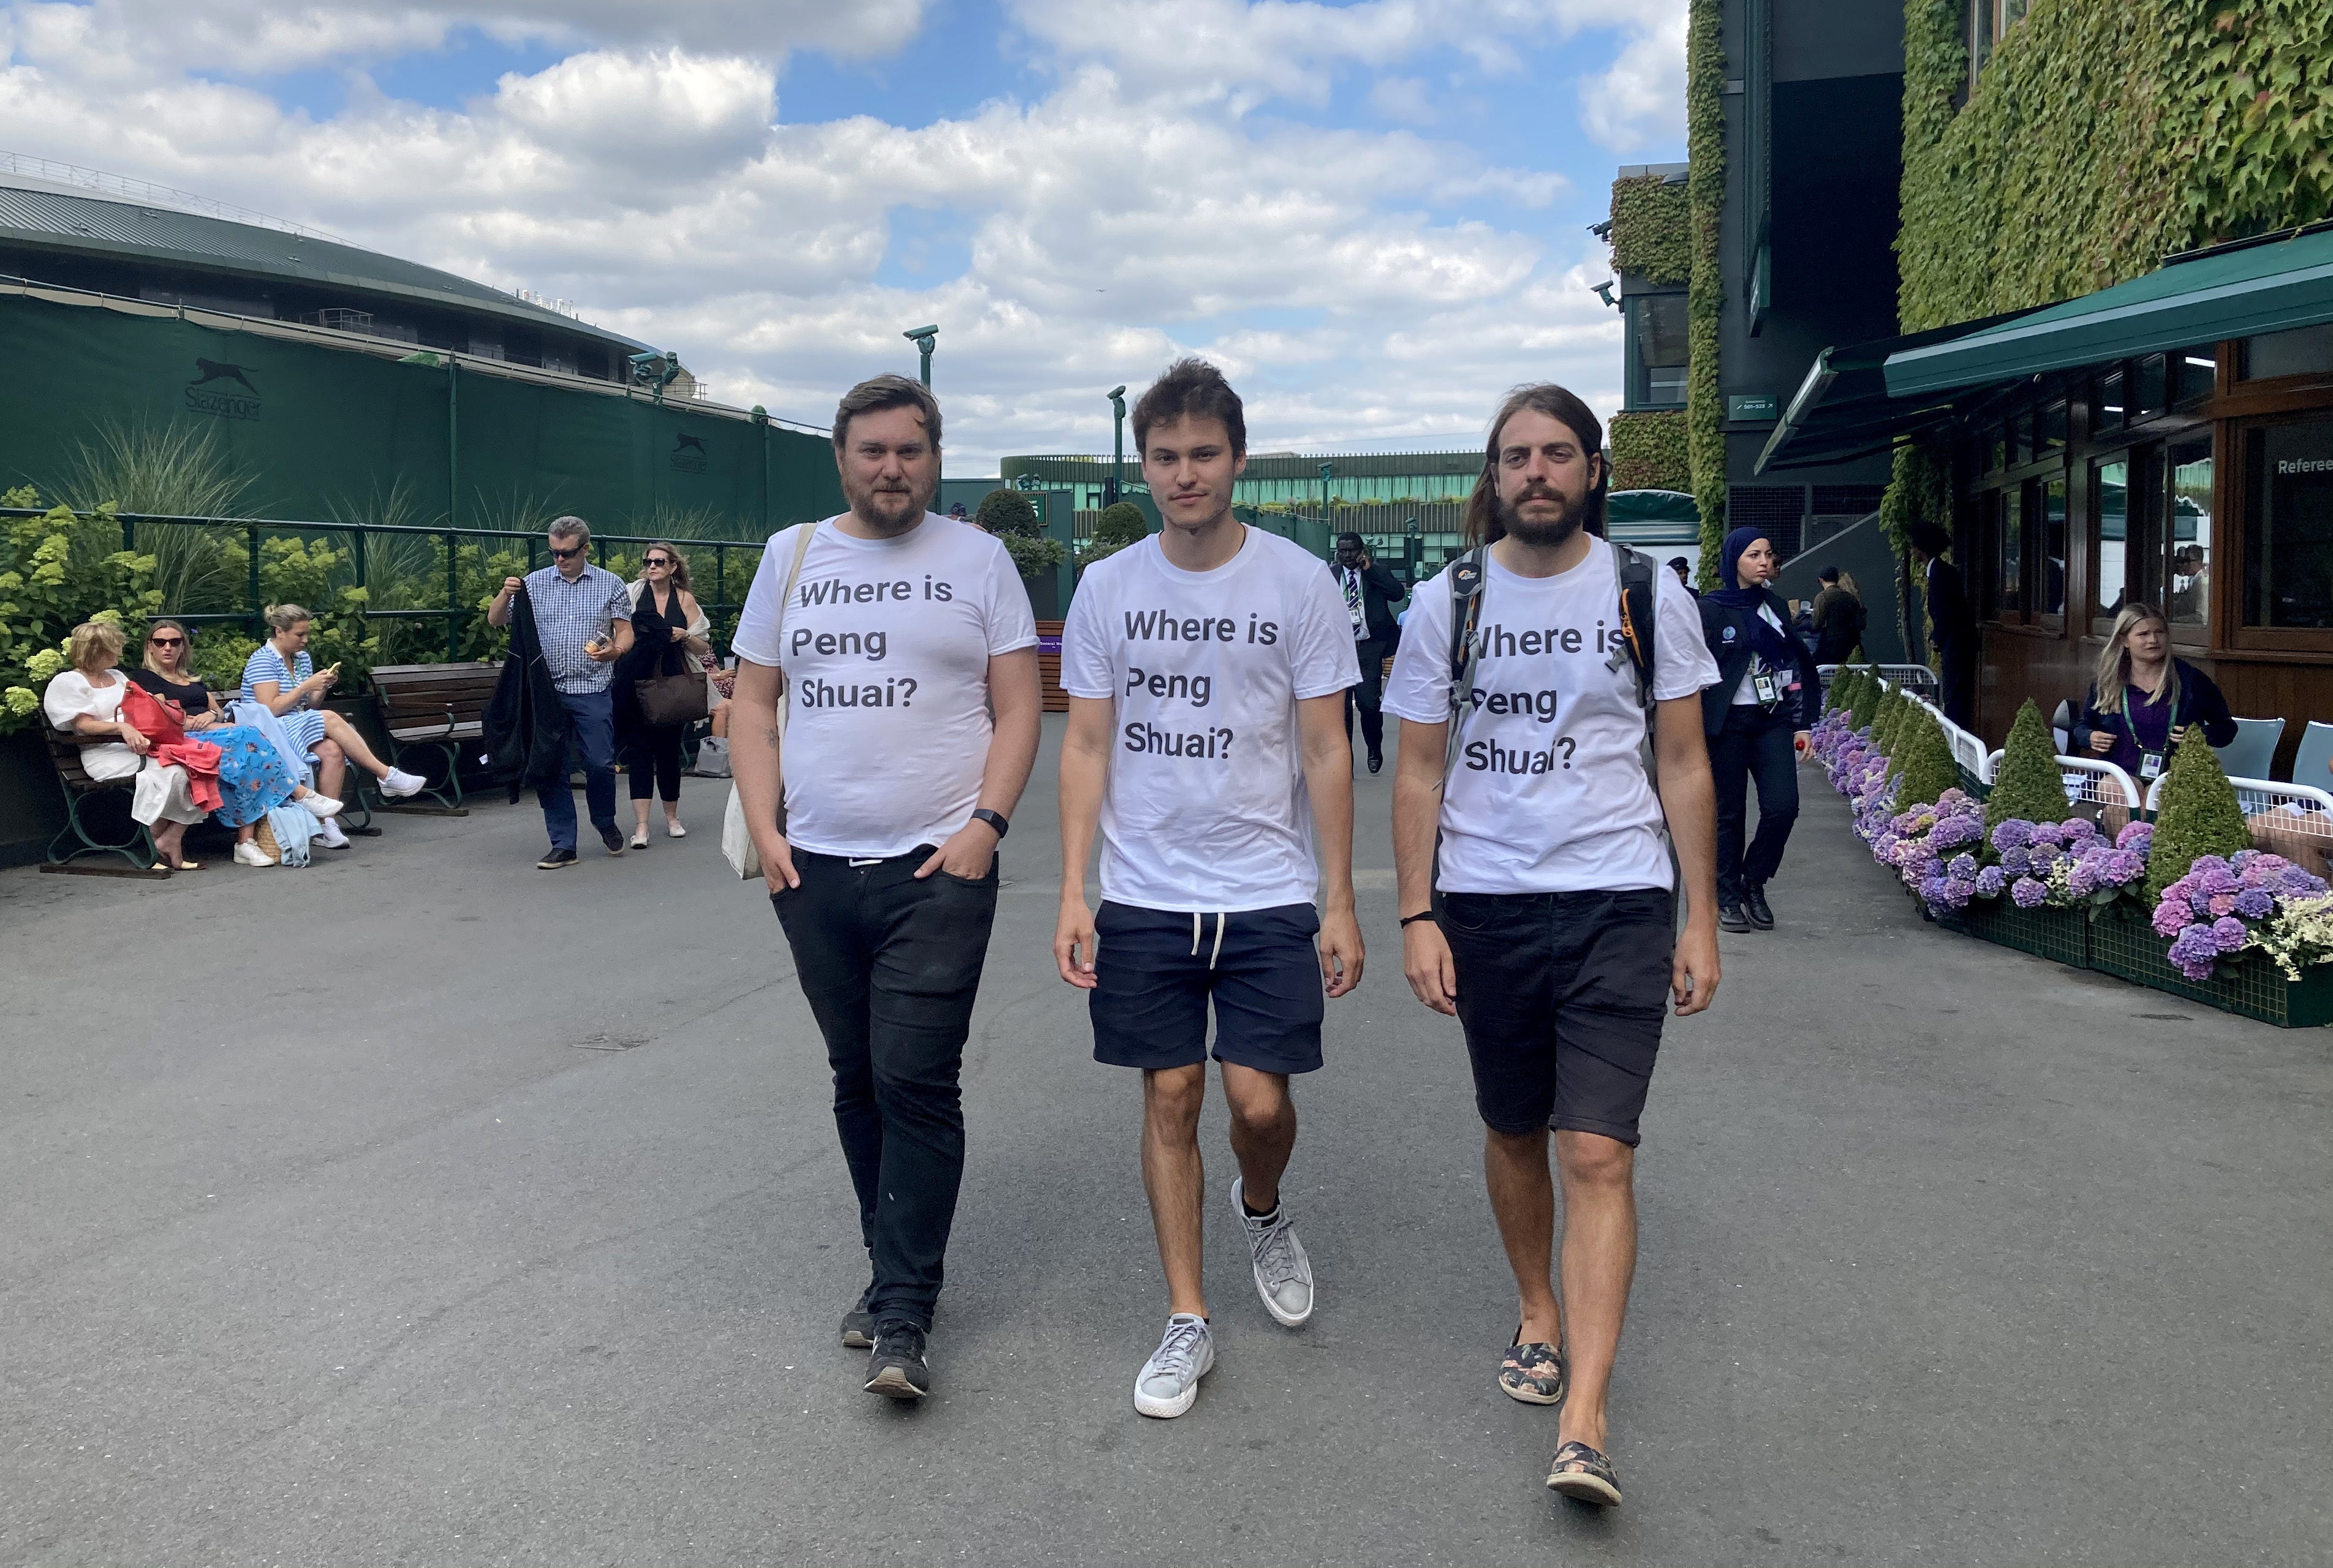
[1439,888,1673,1145]
[1090,901,1325,1076]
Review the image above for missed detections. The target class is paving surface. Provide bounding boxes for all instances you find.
[4,716,2328,1567]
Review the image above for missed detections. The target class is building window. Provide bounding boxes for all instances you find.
[2095,369,2125,435]
[2093,457,2132,619]
[1628,293,1688,409]
[2133,353,2168,420]
[1993,486,2024,619]
[2240,324,2333,382]
[2040,401,2068,454]
[2040,476,2068,617]
[2242,417,2333,630]
[2168,440,2213,631]
[2174,347,2217,404]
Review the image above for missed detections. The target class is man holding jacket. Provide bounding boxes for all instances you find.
[1331,532,1407,774]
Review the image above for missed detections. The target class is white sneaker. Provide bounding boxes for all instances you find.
[315,817,350,850]
[1232,1177,1315,1327]
[298,791,344,819]
[1133,1314,1214,1419]
[667,820,686,839]
[380,767,426,799]
[233,840,274,867]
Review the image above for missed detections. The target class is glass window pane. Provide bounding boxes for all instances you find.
[1987,423,2008,472]
[2241,324,2333,381]
[1996,486,2024,616]
[2095,369,2125,434]
[2175,347,2216,404]
[2093,459,2128,618]
[2009,413,2029,466]
[2041,401,2068,452]
[2168,440,2212,628]
[2041,477,2067,614]
[2244,418,2333,628]
[2136,353,2168,417]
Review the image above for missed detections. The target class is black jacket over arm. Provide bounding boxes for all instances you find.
[2066,658,2239,758]
[482,589,572,800]
[1698,587,1822,735]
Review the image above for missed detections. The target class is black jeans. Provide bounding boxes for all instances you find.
[1344,633,1391,755]
[1935,638,1975,729]
[1709,705,1800,905]
[626,721,683,802]
[771,846,1000,1332]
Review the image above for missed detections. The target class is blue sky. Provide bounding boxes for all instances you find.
[1,0,1687,465]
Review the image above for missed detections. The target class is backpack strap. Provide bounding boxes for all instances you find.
[1605,537,1658,717]
[1442,546,1488,778]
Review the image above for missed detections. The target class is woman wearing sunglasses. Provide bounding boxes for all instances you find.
[614,542,713,848]
[129,617,345,867]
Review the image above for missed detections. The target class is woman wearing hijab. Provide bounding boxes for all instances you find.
[1698,527,1821,932]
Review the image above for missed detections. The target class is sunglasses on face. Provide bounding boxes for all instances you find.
[149,636,186,648]
[645,556,671,567]
[551,546,586,560]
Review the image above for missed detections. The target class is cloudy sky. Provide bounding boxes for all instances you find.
[0,0,1685,468]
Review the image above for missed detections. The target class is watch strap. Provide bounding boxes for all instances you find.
[970,808,1010,840]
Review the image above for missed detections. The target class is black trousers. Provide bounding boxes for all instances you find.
[771,846,999,1332]
[1345,633,1391,755]
[1710,706,1801,905]
[625,720,683,802]
[1935,638,1976,729]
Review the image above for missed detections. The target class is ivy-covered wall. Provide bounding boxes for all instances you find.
[1899,0,2333,331]
[1609,411,1692,492]
[1684,0,1727,586]
[1609,175,1691,286]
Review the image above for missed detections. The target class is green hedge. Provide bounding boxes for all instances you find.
[1609,412,1692,493]
[1986,698,2074,831]
[2146,730,2254,900]
[1609,176,1691,286]
[1685,0,1728,588]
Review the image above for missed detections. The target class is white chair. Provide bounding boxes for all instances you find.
[2291,720,2333,786]
[2214,717,2285,782]
[2051,698,2073,753]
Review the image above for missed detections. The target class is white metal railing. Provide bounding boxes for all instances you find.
[2143,775,2333,870]
[1,149,349,242]
[1982,749,2145,815]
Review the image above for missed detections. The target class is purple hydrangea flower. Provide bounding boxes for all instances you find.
[2167,923,2221,981]
[2207,892,2238,919]
[1975,865,2006,897]
[2030,823,2065,849]
[2116,821,2153,852]
[2011,876,2048,908]
[2000,846,2030,876]
[2062,816,2099,842]
[2234,887,2274,919]
[2066,861,2101,899]
[1919,874,1950,906]
[1948,853,1979,880]
[2104,850,2143,883]
[1945,876,1977,907]
[2152,897,2193,936]
[1992,820,2033,853]
[2212,916,2250,954]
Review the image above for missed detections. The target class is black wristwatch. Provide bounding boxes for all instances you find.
[1400,909,1439,927]
[970,808,1010,841]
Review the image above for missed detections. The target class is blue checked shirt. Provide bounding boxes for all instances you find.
[524,562,631,693]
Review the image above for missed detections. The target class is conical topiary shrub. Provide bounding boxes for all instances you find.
[1829,665,1867,718]
[1896,707,1962,812]
[1872,687,1908,758]
[2144,732,2255,902]
[1847,666,1882,731]
[1984,698,2073,832]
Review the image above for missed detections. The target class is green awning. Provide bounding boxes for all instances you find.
[1886,223,2333,397]
[1753,311,2036,474]
[1606,489,1700,524]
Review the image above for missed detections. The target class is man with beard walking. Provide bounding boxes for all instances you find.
[1386,383,1720,1506]
[728,373,1043,1401]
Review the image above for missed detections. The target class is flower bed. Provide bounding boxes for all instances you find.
[1807,683,2333,1027]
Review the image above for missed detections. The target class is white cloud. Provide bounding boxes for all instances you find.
[0,1,1668,464]
[1367,74,1435,124]
[1578,0,1685,151]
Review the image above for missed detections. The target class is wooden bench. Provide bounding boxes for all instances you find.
[368,662,501,813]
[39,728,169,877]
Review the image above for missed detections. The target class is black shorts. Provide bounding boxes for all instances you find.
[1090,901,1325,1076]
[1440,888,1673,1145]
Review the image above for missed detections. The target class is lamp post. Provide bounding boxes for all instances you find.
[902,325,938,388]
[1107,385,1127,506]
[1319,461,1334,524]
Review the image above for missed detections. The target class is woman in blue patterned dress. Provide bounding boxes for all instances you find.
[240,603,427,848]
[130,618,347,866]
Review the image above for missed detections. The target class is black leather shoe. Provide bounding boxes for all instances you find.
[1367,747,1383,774]
[841,1283,876,1350]
[599,823,626,856]
[1718,903,1751,932]
[1744,888,1775,930]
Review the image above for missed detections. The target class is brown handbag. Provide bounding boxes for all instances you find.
[634,664,710,726]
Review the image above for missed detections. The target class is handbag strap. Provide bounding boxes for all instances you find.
[773,521,818,740]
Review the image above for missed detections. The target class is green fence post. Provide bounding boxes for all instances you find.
[447,356,460,532]
[445,527,458,660]
[121,511,134,552]
[247,522,262,634]
[714,545,725,622]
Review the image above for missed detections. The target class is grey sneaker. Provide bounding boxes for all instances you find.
[1133,1313,1214,1419]
[1231,1177,1314,1327]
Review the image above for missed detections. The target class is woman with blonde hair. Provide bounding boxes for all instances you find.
[614,542,711,847]
[2068,602,2237,783]
[130,617,342,866]
[42,620,210,869]
[240,603,426,848]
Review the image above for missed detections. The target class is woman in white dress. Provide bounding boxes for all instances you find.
[43,620,208,869]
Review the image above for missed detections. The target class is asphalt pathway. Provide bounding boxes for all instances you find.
[4,716,2327,1566]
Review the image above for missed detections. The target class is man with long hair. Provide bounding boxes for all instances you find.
[727,374,1043,1402]
[1386,383,1720,1506]
[1054,358,1364,1419]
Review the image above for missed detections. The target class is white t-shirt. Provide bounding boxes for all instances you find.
[1384,545,1719,894]
[1062,527,1356,912]
[730,513,1037,858]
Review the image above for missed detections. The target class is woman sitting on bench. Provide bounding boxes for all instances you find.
[240,603,426,848]
[130,617,344,869]
[43,620,211,870]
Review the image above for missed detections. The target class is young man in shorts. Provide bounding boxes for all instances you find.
[1054,358,1364,1419]
[1386,382,1721,1505]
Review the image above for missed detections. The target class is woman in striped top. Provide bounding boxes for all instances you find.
[241,603,428,846]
